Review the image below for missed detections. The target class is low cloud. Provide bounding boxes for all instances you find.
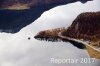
[0,0,100,66]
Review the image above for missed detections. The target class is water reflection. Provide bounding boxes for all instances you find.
[34,35,86,49]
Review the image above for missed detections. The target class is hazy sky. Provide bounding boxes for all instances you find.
[0,0,100,66]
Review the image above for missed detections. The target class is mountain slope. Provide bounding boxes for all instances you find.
[62,11,100,41]
[34,11,100,59]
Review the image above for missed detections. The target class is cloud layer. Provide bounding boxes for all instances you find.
[0,0,100,66]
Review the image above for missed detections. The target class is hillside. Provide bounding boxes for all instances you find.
[35,11,100,42]
[62,11,100,42]
[34,11,100,59]
[34,28,66,41]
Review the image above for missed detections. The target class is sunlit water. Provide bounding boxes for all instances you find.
[0,0,100,66]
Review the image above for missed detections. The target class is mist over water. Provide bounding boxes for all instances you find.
[0,0,100,66]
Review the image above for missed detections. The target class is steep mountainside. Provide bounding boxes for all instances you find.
[62,11,100,41]
[0,0,92,33]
